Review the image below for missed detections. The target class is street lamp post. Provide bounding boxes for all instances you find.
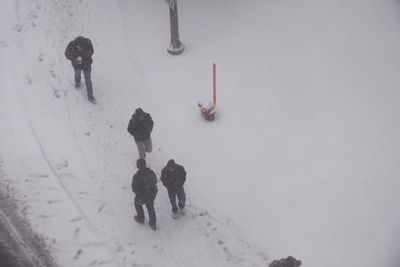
[166,0,185,55]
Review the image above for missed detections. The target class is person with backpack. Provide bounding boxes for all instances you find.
[127,108,154,159]
[160,159,186,218]
[131,159,158,230]
[65,36,96,104]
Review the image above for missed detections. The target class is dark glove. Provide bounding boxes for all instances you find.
[135,196,143,205]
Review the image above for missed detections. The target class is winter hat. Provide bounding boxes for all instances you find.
[75,36,85,42]
[167,159,175,168]
[286,256,301,267]
[135,108,143,114]
[136,158,146,170]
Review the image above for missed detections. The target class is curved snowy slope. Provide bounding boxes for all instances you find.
[1,0,400,266]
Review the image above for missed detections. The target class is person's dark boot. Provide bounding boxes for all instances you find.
[134,215,144,224]
[171,206,179,219]
[149,221,156,230]
[88,95,97,104]
[179,207,186,215]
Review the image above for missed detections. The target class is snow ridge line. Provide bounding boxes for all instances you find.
[0,165,56,267]
[0,209,46,267]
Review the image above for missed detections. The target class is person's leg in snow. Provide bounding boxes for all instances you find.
[135,140,146,159]
[144,138,153,153]
[74,67,81,88]
[134,196,145,223]
[167,187,179,215]
[82,66,95,103]
[145,202,156,230]
[176,186,186,210]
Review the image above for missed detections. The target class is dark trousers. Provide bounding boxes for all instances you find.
[74,66,93,98]
[134,196,156,224]
[167,186,186,213]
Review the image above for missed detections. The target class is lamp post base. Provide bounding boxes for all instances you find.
[167,43,185,55]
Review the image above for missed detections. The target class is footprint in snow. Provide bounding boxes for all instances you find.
[47,199,62,204]
[25,74,32,85]
[56,160,69,170]
[97,202,106,213]
[70,216,82,222]
[73,249,83,260]
[49,70,57,79]
[74,227,80,238]
[37,212,59,219]
[50,85,60,98]
[29,173,49,178]
[12,24,23,32]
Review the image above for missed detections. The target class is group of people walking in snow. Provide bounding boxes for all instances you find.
[127,108,187,230]
[127,107,187,231]
[65,37,187,231]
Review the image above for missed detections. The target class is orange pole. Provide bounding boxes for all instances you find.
[213,63,216,105]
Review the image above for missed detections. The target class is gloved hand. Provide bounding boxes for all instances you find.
[135,196,144,205]
[75,56,82,65]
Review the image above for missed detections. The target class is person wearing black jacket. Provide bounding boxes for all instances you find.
[65,36,96,103]
[127,108,154,159]
[131,159,158,230]
[269,256,302,267]
[160,159,186,218]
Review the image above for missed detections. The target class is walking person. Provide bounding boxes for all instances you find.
[127,108,154,159]
[160,159,186,218]
[65,36,96,104]
[131,159,158,230]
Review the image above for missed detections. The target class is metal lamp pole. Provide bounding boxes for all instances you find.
[167,0,185,55]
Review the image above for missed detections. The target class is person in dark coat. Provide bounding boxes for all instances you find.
[269,256,302,267]
[65,36,96,103]
[160,159,186,218]
[127,108,154,159]
[131,159,158,230]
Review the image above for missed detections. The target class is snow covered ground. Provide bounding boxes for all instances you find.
[1,0,400,266]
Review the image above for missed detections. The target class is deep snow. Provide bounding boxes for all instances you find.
[1,0,400,266]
